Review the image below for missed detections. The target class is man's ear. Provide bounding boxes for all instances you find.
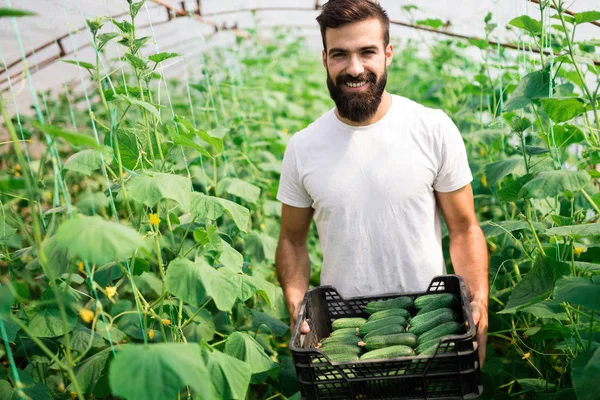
[322,49,327,69]
[385,43,394,67]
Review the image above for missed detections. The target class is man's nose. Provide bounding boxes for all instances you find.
[345,55,364,77]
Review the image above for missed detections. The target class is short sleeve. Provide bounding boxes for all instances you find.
[276,136,313,208]
[432,112,473,192]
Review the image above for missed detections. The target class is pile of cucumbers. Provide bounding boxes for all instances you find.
[318,293,463,363]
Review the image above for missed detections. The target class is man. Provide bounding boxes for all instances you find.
[274,0,488,365]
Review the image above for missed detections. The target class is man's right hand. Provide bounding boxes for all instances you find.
[290,301,311,335]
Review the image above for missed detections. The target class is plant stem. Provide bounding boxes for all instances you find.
[180,298,212,330]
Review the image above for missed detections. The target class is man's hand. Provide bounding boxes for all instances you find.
[289,299,311,335]
[470,298,488,367]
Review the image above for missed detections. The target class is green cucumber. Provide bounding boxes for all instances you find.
[322,335,362,347]
[364,333,418,351]
[367,308,410,322]
[359,316,408,336]
[416,338,441,354]
[327,353,360,363]
[417,340,456,355]
[408,311,458,335]
[363,324,405,340]
[321,343,362,356]
[365,297,413,314]
[330,327,359,337]
[414,293,458,310]
[359,345,414,361]
[409,308,456,328]
[417,322,462,344]
[331,317,367,330]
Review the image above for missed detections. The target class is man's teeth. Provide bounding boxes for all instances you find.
[346,81,367,88]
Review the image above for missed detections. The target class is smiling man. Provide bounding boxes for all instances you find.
[275,0,489,365]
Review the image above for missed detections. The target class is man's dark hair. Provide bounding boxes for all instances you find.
[316,0,390,51]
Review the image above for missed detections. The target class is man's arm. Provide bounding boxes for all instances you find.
[435,184,489,366]
[276,203,314,333]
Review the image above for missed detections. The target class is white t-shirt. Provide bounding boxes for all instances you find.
[276,94,473,298]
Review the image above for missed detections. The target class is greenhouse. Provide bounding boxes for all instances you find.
[0,0,599,399]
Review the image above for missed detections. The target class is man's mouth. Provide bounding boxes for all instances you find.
[344,80,369,89]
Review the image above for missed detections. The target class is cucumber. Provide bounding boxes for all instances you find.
[417,340,456,355]
[414,293,458,310]
[365,297,413,314]
[409,308,456,328]
[408,311,458,335]
[359,345,414,361]
[321,343,362,356]
[363,324,405,340]
[416,338,441,354]
[327,353,360,363]
[367,308,410,322]
[417,322,462,345]
[322,335,362,347]
[330,327,359,337]
[332,317,367,330]
[364,333,418,351]
[359,316,408,336]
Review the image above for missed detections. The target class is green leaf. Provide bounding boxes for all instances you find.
[553,124,585,147]
[33,123,101,150]
[500,256,570,314]
[130,36,151,54]
[216,198,250,232]
[218,178,261,204]
[76,192,111,215]
[497,176,532,202]
[516,378,555,392]
[554,276,600,311]
[124,53,147,70]
[0,8,36,17]
[189,192,224,220]
[97,32,119,51]
[224,332,279,384]
[571,345,600,400]
[42,235,73,277]
[508,15,542,36]
[63,147,113,176]
[193,225,223,252]
[251,310,289,336]
[61,60,96,72]
[521,301,568,320]
[27,292,77,338]
[165,258,238,311]
[520,170,590,198]
[115,94,159,120]
[95,320,127,343]
[574,11,600,25]
[149,52,180,63]
[544,223,600,237]
[66,326,105,355]
[485,157,526,186]
[174,115,223,152]
[182,307,215,342]
[108,343,218,400]
[0,219,16,245]
[172,134,213,158]
[127,172,192,211]
[111,19,133,33]
[0,286,15,316]
[104,129,141,170]
[67,348,111,394]
[0,316,20,342]
[55,215,144,265]
[244,231,277,262]
[541,98,586,123]
[0,373,52,400]
[234,273,279,306]
[219,240,244,273]
[415,18,445,29]
[573,261,600,271]
[505,70,551,111]
[202,349,251,399]
[480,220,539,238]
[130,0,146,18]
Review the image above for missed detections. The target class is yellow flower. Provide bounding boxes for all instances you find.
[282,128,289,134]
[14,171,21,177]
[481,175,488,187]
[573,246,585,256]
[15,165,21,171]
[105,286,117,299]
[161,319,171,326]
[70,392,77,400]
[148,329,155,340]
[479,147,485,156]
[522,352,531,360]
[77,261,84,272]
[260,223,266,230]
[149,213,161,226]
[553,365,564,374]
[79,308,94,323]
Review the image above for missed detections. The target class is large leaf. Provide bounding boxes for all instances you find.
[67,348,112,394]
[500,256,570,314]
[480,220,535,238]
[0,219,16,245]
[202,349,251,399]
[127,172,192,211]
[115,94,160,120]
[218,178,261,204]
[544,223,600,237]
[571,345,600,400]
[554,276,600,312]
[108,343,218,400]
[244,231,277,262]
[148,52,180,64]
[520,170,590,198]
[574,11,600,25]
[63,147,113,176]
[219,240,244,273]
[165,258,238,311]
[516,378,555,392]
[0,372,52,400]
[67,326,105,355]
[541,98,586,123]
[27,289,77,338]
[484,157,526,186]
[216,198,250,232]
[0,8,36,17]
[504,70,551,111]
[172,134,212,159]
[251,310,289,336]
[55,215,144,265]
[33,123,101,150]
[508,15,542,36]
[224,332,279,384]
[189,192,224,220]
[521,301,568,320]
[61,60,96,72]
[104,129,141,170]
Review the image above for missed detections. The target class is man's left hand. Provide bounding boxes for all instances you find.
[470,298,488,367]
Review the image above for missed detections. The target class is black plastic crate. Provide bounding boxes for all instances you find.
[290,275,482,400]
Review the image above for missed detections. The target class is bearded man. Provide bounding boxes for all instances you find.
[275,0,489,366]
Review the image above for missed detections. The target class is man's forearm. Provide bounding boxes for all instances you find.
[275,238,311,315]
[449,224,489,305]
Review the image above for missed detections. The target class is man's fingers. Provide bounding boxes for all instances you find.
[301,320,311,334]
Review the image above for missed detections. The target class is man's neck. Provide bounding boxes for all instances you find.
[335,91,392,127]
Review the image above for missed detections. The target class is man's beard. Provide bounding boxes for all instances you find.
[326,68,387,123]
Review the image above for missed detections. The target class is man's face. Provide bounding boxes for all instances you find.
[322,18,393,123]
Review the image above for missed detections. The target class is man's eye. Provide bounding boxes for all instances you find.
[331,53,344,58]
